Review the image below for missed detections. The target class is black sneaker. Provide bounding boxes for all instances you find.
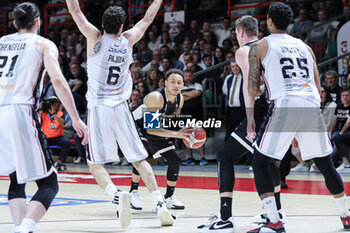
[247,219,286,233]
[341,215,350,231]
[197,214,236,232]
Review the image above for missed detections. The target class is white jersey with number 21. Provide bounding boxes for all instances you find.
[262,34,320,105]
[86,34,133,108]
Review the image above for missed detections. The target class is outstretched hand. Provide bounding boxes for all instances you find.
[73,119,89,145]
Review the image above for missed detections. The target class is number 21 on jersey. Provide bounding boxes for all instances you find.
[0,55,19,78]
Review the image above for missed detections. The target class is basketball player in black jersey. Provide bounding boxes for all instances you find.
[130,69,192,210]
[197,16,284,233]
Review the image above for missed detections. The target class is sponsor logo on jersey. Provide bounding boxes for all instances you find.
[143,110,161,129]
[108,46,127,54]
[0,85,15,90]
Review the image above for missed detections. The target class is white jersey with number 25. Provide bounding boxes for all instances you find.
[86,34,133,108]
[262,34,320,105]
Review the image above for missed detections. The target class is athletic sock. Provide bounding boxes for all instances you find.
[20,218,36,233]
[335,194,350,218]
[262,196,280,224]
[164,185,175,199]
[274,191,281,211]
[129,181,139,192]
[105,183,118,200]
[220,197,232,221]
[151,190,164,206]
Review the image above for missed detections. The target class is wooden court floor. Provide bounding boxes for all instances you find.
[1,164,350,233]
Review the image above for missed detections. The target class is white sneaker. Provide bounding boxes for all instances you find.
[156,201,175,226]
[197,213,236,233]
[74,157,82,164]
[291,163,309,172]
[309,163,320,173]
[251,209,286,224]
[337,163,350,173]
[130,190,142,210]
[165,195,185,210]
[113,190,132,228]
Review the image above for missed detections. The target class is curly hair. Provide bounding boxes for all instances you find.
[268,2,293,31]
[102,6,126,34]
[13,2,40,30]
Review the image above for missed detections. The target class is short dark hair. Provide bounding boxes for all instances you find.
[235,15,258,37]
[102,6,125,34]
[268,2,293,30]
[183,69,193,74]
[341,87,350,94]
[165,69,184,81]
[203,54,212,60]
[13,2,40,30]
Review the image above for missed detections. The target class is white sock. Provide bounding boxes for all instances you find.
[20,218,36,232]
[105,183,118,200]
[335,194,350,218]
[151,190,164,206]
[262,196,280,224]
[14,225,22,232]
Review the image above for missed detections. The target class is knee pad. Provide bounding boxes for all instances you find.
[132,165,140,176]
[31,172,59,210]
[268,159,281,188]
[162,150,180,182]
[8,172,26,200]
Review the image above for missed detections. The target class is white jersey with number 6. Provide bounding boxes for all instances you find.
[0,33,43,106]
[86,34,133,108]
[262,34,320,105]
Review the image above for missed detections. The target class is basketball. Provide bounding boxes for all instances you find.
[182,127,207,149]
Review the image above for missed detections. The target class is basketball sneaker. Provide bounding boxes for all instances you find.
[182,158,195,166]
[113,190,132,228]
[156,201,175,226]
[247,219,286,233]
[164,195,185,209]
[252,209,286,224]
[309,163,320,173]
[290,163,309,172]
[197,213,236,233]
[337,163,350,173]
[200,158,209,166]
[341,215,350,231]
[130,190,142,210]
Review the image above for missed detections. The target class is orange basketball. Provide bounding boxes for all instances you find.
[183,127,207,149]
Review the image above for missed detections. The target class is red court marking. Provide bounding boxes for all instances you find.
[2,172,350,195]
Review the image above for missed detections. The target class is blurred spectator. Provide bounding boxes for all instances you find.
[192,48,202,66]
[146,69,161,91]
[58,54,69,76]
[309,9,330,39]
[325,70,341,104]
[142,49,161,76]
[202,21,218,45]
[225,51,234,61]
[129,89,142,109]
[65,62,87,98]
[131,66,144,85]
[214,47,224,64]
[229,28,238,46]
[136,81,149,99]
[183,52,193,66]
[291,7,313,35]
[185,19,203,43]
[160,56,172,75]
[80,49,87,70]
[333,88,350,173]
[216,17,232,47]
[41,73,56,100]
[159,31,176,50]
[148,30,161,51]
[179,40,193,63]
[222,39,233,55]
[222,60,245,140]
[203,31,218,50]
[174,22,186,47]
[76,33,86,55]
[160,45,170,58]
[259,19,269,36]
[321,85,337,130]
[39,97,71,170]
[328,88,350,165]
[135,39,153,67]
[158,77,165,88]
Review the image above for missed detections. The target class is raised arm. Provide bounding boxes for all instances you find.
[247,43,264,97]
[39,38,88,144]
[123,0,163,47]
[66,0,100,42]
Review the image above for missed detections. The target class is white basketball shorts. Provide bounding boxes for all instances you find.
[87,102,148,164]
[0,105,56,184]
[253,96,333,161]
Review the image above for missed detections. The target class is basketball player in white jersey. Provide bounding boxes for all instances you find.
[0,3,88,233]
[247,2,350,232]
[66,0,174,228]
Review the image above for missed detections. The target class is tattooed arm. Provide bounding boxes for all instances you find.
[66,0,101,55]
[247,42,265,97]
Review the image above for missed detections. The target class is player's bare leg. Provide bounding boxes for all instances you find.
[132,160,174,226]
[9,198,26,231]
